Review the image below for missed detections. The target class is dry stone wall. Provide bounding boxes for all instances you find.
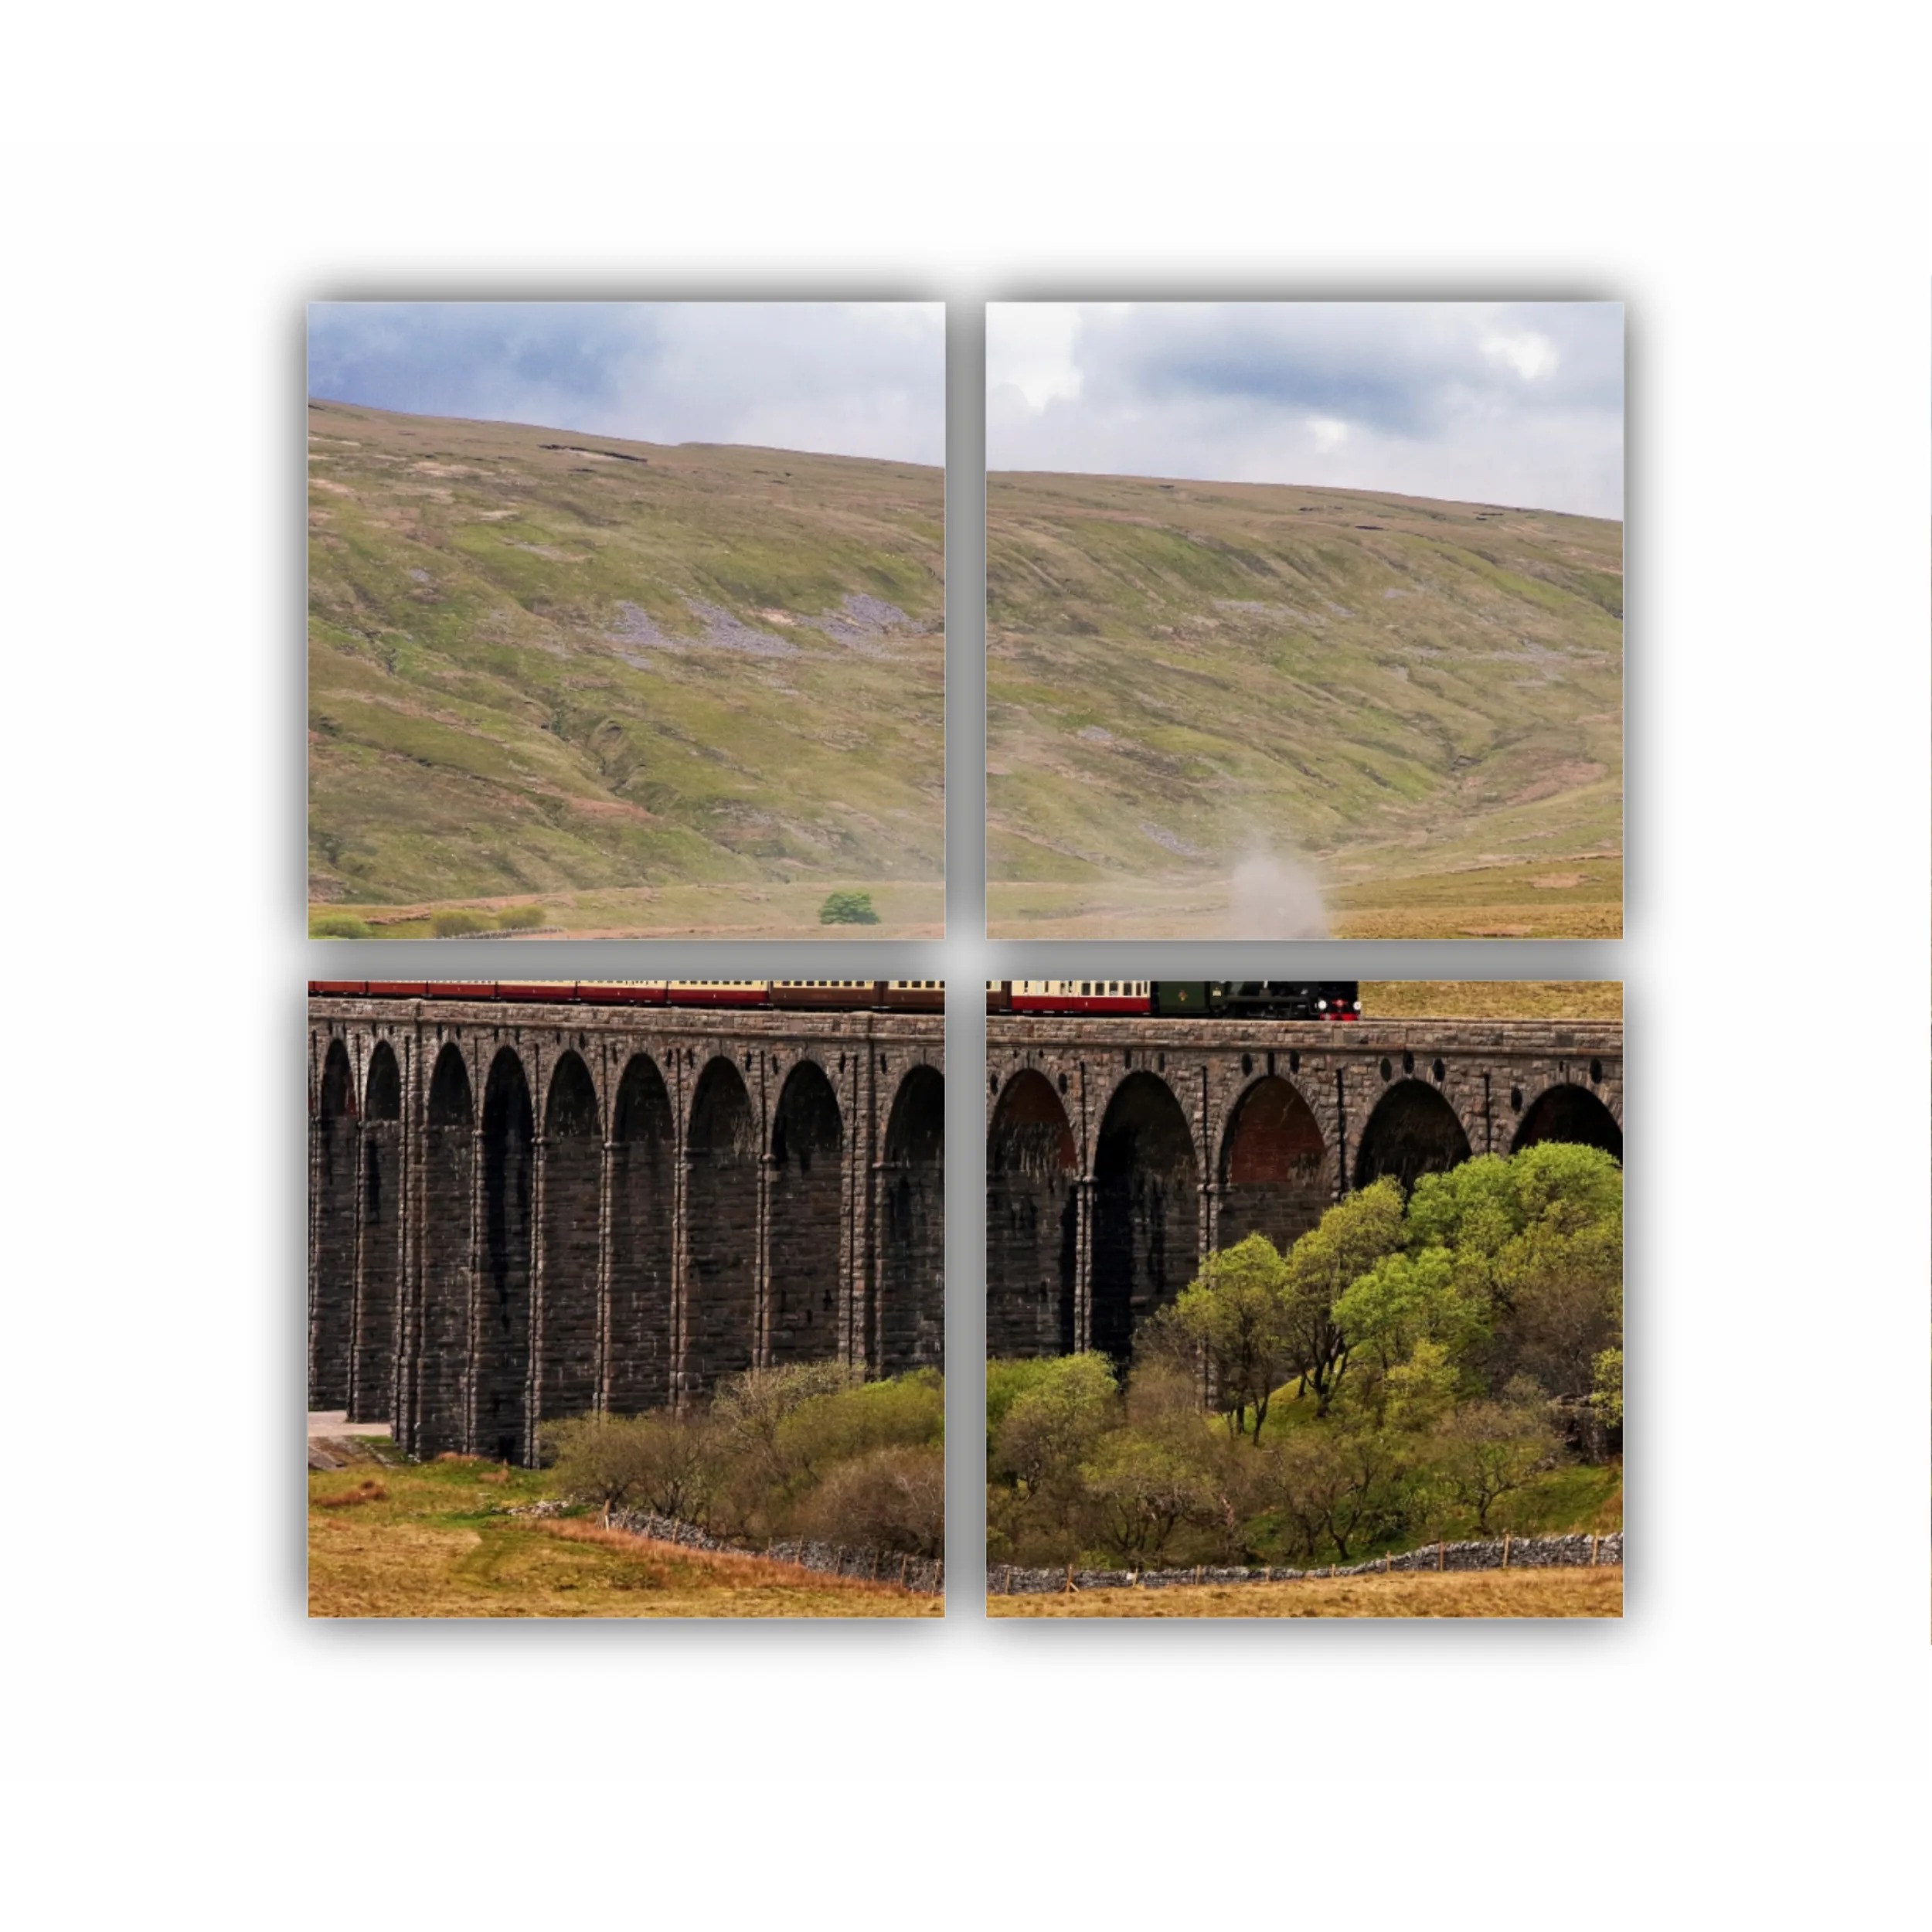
[989,1531,1623,1596]
[608,1506,944,1597]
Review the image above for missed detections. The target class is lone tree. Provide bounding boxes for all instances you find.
[818,890,881,925]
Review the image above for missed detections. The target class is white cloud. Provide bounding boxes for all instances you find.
[1481,328,1560,381]
[986,301,1622,516]
[307,301,946,466]
[985,302,1085,411]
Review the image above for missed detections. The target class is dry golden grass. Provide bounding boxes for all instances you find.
[312,1477,386,1510]
[1334,902,1623,941]
[987,1566,1622,1619]
[985,862,1621,943]
[308,1459,940,1619]
[1360,980,1623,1022]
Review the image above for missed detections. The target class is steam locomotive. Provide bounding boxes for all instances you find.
[986,981,1359,1019]
[306,980,946,1011]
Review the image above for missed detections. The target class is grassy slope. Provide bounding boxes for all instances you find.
[308,1456,940,1618]
[985,471,1621,937]
[308,401,944,935]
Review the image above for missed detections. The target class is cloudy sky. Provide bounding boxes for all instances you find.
[988,302,1623,518]
[308,301,945,464]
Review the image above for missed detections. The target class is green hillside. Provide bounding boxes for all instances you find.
[985,471,1622,938]
[308,401,944,937]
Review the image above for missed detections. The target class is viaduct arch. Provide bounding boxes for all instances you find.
[308,994,944,1464]
[987,1013,1622,1362]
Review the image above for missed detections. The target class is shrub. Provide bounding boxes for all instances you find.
[992,1352,1117,1490]
[797,1444,944,1556]
[430,908,486,937]
[544,1413,719,1526]
[818,890,880,925]
[776,1369,945,1475]
[311,913,372,938]
[496,903,546,930]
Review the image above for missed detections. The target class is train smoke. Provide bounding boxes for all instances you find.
[1226,845,1329,939]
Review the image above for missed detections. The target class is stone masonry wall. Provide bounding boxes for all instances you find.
[988,1015,1622,1360]
[989,1530,1624,1596]
[308,998,945,1464]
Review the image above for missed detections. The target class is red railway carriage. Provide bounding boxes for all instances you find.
[668,981,770,1007]
[769,980,883,1009]
[1003,978,1152,1015]
[307,981,946,1012]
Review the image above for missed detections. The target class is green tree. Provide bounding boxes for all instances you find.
[1281,1179,1406,1413]
[1404,1146,1622,1401]
[818,890,880,925]
[1381,1338,1462,1435]
[1080,1432,1208,1567]
[1163,1233,1296,1440]
[1430,1397,1560,1534]
[1590,1346,1624,1430]
[992,1352,1117,1491]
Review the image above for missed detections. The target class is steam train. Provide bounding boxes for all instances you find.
[986,980,1360,1019]
[306,980,945,1011]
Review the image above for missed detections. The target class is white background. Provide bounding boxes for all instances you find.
[2,11,1929,1922]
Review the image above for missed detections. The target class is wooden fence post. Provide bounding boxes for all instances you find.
[1502,1532,1512,1570]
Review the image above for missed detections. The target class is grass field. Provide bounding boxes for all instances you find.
[308,401,944,938]
[987,1567,1622,1618]
[309,877,944,940]
[985,471,1621,938]
[308,1454,940,1619]
[1359,980,1622,1022]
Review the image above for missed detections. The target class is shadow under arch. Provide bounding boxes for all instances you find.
[768,1060,843,1367]
[1217,1073,1329,1256]
[1353,1078,1471,1192]
[310,1039,357,1412]
[880,1063,944,1372]
[609,1053,675,1413]
[413,1040,474,1457]
[350,1040,403,1423]
[987,1069,1077,1359]
[479,1046,533,1462]
[1093,1070,1198,1365]
[685,1056,758,1394]
[1512,1082,1623,1162]
[537,1051,601,1441]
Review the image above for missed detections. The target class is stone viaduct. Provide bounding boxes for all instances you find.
[308,992,944,1464]
[986,1014,1621,1362]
